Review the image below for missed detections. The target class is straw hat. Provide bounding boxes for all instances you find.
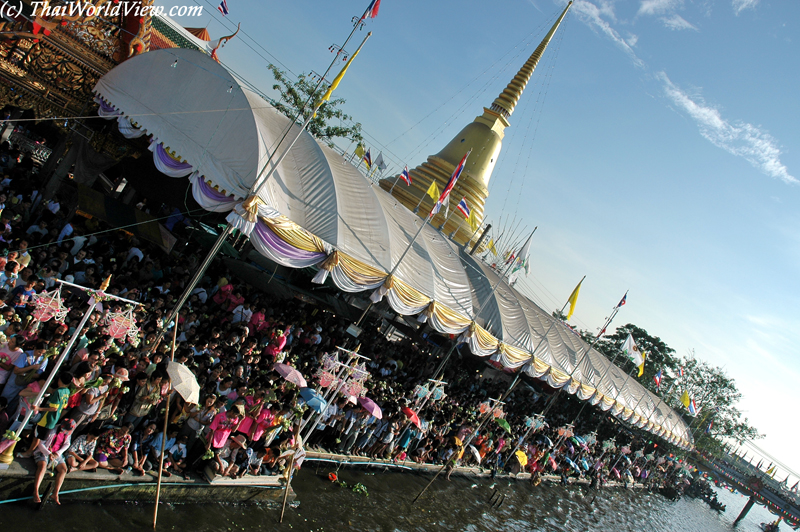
[230,434,247,449]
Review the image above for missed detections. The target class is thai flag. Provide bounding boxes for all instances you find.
[361,0,381,20]
[616,293,627,308]
[218,0,229,15]
[653,369,662,390]
[363,148,372,169]
[679,366,685,377]
[456,197,470,218]
[400,165,411,185]
[705,421,713,434]
[431,150,469,215]
[688,399,698,416]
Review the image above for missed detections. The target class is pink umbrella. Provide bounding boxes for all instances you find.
[273,363,307,388]
[358,397,382,419]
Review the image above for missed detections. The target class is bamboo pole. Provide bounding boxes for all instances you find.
[153,322,179,529]
[279,448,297,523]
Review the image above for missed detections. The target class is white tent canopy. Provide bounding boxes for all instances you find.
[94,48,692,448]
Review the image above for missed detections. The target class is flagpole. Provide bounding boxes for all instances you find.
[430,228,536,380]
[388,174,402,194]
[465,220,483,246]
[439,202,457,230]
[536,297,630,457]
[412,189,429,213]
[150,31,373,351]
[353,150,471,329]
[534,285,623,420]
[341,139,355,159]
[449,215,466,238]
[353,184,450,329]
[348,144,361,164]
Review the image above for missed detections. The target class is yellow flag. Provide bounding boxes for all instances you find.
[680,389,690,408]
[315,48,361,116]
[565,278,583,321]
[354,143,365,159]
[487,239,498,256]
[467,209,479,231]
[426,181,440,201]
[637,350,646,377]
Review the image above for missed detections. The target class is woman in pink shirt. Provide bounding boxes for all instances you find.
[250,403,278,443]
[264,330,287,359]
[248,307,266,333]
[206,404,244,451]
[236,389,266,438]
[212,282,233,307]
[225,291,245,313]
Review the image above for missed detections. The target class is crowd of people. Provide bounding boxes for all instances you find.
[0,142,692,506]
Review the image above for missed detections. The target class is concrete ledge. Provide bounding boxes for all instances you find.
[303,450,643,489]
[0,458,293,505]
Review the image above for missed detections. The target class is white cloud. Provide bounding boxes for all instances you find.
[732,0,759,15]
[595,0,617,20]
[661,14,697,30]
[572,0,644,67]
[639,0,682,16]
[659,72,798,185]
[626,33,639,47]
[526,0,543,13]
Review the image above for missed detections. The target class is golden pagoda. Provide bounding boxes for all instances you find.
[379,2,572,245]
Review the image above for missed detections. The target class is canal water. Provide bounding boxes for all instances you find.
[0,466,780,531]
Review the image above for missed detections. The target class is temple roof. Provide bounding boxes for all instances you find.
[185,27,212,41]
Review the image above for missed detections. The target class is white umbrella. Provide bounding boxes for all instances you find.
[468,444,482,464]
[167,361,200,404]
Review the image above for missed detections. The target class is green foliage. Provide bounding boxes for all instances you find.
[333,479,369,497]
[590,324,677,386]
[583,323,762,447]
[267,64,364,147]
[679,357,763,447]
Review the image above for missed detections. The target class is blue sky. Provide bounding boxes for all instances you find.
[162,0,800,475]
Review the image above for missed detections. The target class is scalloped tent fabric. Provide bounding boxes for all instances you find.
[94,48,693,449]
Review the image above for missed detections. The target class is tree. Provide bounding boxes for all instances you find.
[676,356,763,449]
[582,323,763,449]
[267,64,363,147]
[589,323,679,394]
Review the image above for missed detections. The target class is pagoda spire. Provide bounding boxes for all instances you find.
[490,1,572,120]
[379,2,572,247]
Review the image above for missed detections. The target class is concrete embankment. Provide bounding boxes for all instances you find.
[304,450,643,489]
[0,458,292,505]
